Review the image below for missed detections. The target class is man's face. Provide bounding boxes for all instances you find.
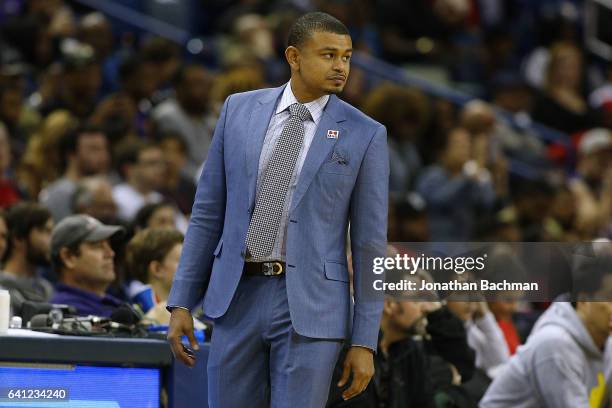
[136,147,166,191]
[177,67,211,114]
[148,206,175,229]
[83,183,117,223]
[26,218,53,266]
[159,138,186,175]
[0,87,22,125]
[76,133,109,175]
[443,129,471,168]
[447,300,476,322]
[290,31,352,97]
[580,301,612,342]
[385,298,425,332]
[154,243,182,290]
[65,64,102,101]
[71,239,116,286]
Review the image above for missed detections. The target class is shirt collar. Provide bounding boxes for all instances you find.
[275,82,330,126]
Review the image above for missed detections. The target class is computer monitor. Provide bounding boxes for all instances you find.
[0,363,160,407]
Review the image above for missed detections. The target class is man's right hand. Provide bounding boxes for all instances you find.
[167,308,199,368]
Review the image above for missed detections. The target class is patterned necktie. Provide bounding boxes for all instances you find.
[245,102,311,260]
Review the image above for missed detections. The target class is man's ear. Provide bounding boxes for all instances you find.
[149,260,163,280]
[59,247,77,270]
[285,46,300,72]
[383,298,395,316]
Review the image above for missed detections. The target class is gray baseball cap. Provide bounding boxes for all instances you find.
[51,215,125,257]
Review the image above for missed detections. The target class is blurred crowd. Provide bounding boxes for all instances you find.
[1,0,612,407]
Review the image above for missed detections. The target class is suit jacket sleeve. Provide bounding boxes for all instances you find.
[349,124,389,350]
[167,96,230,310]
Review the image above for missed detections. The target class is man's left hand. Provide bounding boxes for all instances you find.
[337,346,374,400]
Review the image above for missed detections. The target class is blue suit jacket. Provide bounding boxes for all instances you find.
[168,85,389,350]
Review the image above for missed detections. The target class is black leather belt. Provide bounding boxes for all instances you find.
[244,261,286,276]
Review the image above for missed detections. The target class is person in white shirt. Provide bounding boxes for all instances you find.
[112,140,165,222]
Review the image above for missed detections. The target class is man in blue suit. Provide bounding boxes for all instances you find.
[167,12,389,408]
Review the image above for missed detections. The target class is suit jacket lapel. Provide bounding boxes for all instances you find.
[290,95,346,214]
[245,86,285,209]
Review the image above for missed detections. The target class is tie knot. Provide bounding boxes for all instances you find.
[289,103,311,122]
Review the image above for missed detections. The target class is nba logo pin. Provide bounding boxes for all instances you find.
[327,129,339,139]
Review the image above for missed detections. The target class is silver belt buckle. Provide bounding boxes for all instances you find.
[262,261,283,276]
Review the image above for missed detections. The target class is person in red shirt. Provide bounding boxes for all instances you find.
[488,300,521,354]
[0,121,23,208]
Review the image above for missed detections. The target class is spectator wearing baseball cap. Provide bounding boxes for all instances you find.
[49,214,124,317]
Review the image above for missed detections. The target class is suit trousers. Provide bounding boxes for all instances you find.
[207,274,344,408]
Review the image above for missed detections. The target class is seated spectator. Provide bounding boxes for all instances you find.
[447,300,510,378]
[152,64,215,180]
[0,121,23,207]
[18,110,77,198]
[49,214,124,317]
[113,140,165,222]
[389,193,429,242]
[327,271,435,408]
[531,41,601,133]
[488,300,522,355]
[0,83,41,152]
[156,132,196,215]
[511,177,556,241]
[480,248,612,407]
[71,176,119,225]
[39,124,110,222]
[132,202,180,233]
[126,227,183,319]
[327,270,475,407]
[362,83,430,194]
[39,42,102,120]
[569,128,612,238]
[416,128,496,241]
[0,203,53,315]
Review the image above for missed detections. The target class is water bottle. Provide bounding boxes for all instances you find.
[0,289,10,334]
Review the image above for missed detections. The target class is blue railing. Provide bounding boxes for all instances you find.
[72,0,192,45]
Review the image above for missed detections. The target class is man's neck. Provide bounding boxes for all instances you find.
[577,309,607,350]
[64,164,82,182]
[4,256,37,279]
[149,280,170,303]
[60,276,107,298]
[289,78,325,104]
[584,320,607,350]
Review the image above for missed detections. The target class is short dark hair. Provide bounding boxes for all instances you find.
[126,227,183,282]
[51,240,81,274]
[4,202,52,262]
[156,132,188,155]
[286,12,349,48]
[114,139,160,179]
[132,201,174,231]
[58,123,107,172]
[571,245,612,301]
